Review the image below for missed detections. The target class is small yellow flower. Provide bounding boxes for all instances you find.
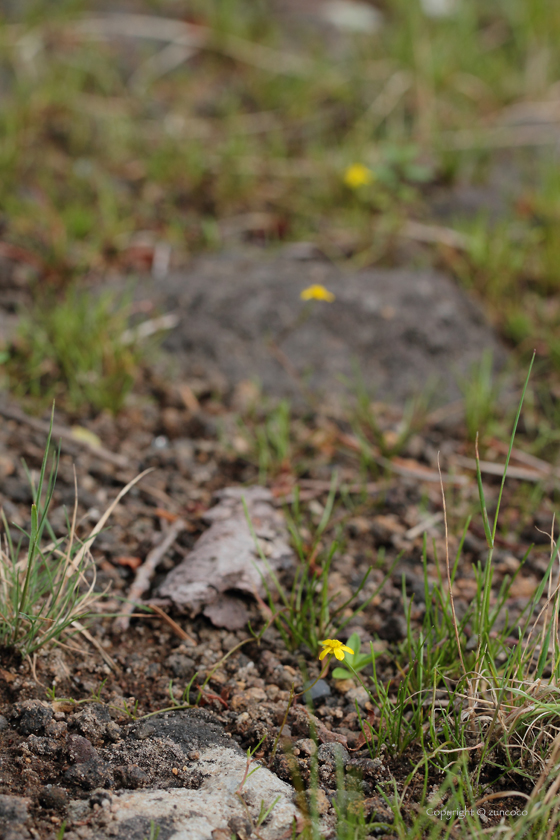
[319,639,354,661]
[344,163,374,189]
[300,284,335,302]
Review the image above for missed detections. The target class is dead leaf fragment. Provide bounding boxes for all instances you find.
[203,595,249,631]
[115,555,143,570]
[52,701,75,714]
[157,486,293,630]
[70,425,102,448]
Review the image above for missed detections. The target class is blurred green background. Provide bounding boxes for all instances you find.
[1,0,560,427]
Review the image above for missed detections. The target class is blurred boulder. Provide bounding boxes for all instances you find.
[142,250,507,407]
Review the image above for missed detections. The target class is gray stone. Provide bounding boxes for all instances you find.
[73,703,112,745]
[0,794,29,822]
[0,825,31,840]
[165,652,196,679]
[66,799,91,823]
[64,758,113,791]
[379,614,408,641]
[66,734,98,764]
[295,738,317,756]
[317,742,349,765]
[67,746,298,840]
[345,686,370,709]
[114,764,149,789]
[38,786,68,811]
[105,721,123,743]
[302,678,331,704]
[125,708,237,756]
[26,735,61,757]
[134,250,507,406]
[11,700,53,736]
[0,715,8,731]
[8,705,305,839]
[0,793,31,839]
[64,734,113,791]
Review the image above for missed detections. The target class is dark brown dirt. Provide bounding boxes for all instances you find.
[0,365,554,837]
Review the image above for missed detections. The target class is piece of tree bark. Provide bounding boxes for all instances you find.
[157,487,293,630]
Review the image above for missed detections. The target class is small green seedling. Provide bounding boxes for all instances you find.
[331,632,374,680]
[143,823,160,840]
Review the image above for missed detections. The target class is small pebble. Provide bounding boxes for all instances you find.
[314,788,331,815]
[302,678,331,704]
[296,738,317,756]
[317,742,349,765]
[334,679,355,694]
[345,686,370,709]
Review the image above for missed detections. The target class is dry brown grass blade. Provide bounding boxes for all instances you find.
[401,220,470,251]
[352,70,411,134]
[438,453,468,682]
[143,603,196,645]
[72,13,311,76]
[65,468,154,579]
[454,454,547,483]
[71,619,117,671]
[0,402,131,469]
[113,516,186,633]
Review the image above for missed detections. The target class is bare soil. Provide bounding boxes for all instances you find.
[0,364,553,837]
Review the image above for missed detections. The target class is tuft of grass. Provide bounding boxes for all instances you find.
[258,354,560,838]
[246,482,397,654]
[0,410,150,657]
[0,411,98,656]
[458,348,501,441]
[321,355,560,835]
[250,398,294,483]
[4,284,142,414]
[350,374,432,460]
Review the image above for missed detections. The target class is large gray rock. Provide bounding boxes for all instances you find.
[147,250,506,405]
[60,709,299,840]
[68,747,297,840]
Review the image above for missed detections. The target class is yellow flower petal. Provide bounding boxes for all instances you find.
[344,163,374,189]
[300,284,335,303]
[318,638,354,662]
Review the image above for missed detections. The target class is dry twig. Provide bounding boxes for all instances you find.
[113,517,186,633]
[401,220,470,251]
[453,455,547,483]
[0,401,131,469]
[72,13,311,77]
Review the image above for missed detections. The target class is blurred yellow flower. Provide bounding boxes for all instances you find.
[319,639,354,661]
[344,163,374,189]
[300,284,335,302]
